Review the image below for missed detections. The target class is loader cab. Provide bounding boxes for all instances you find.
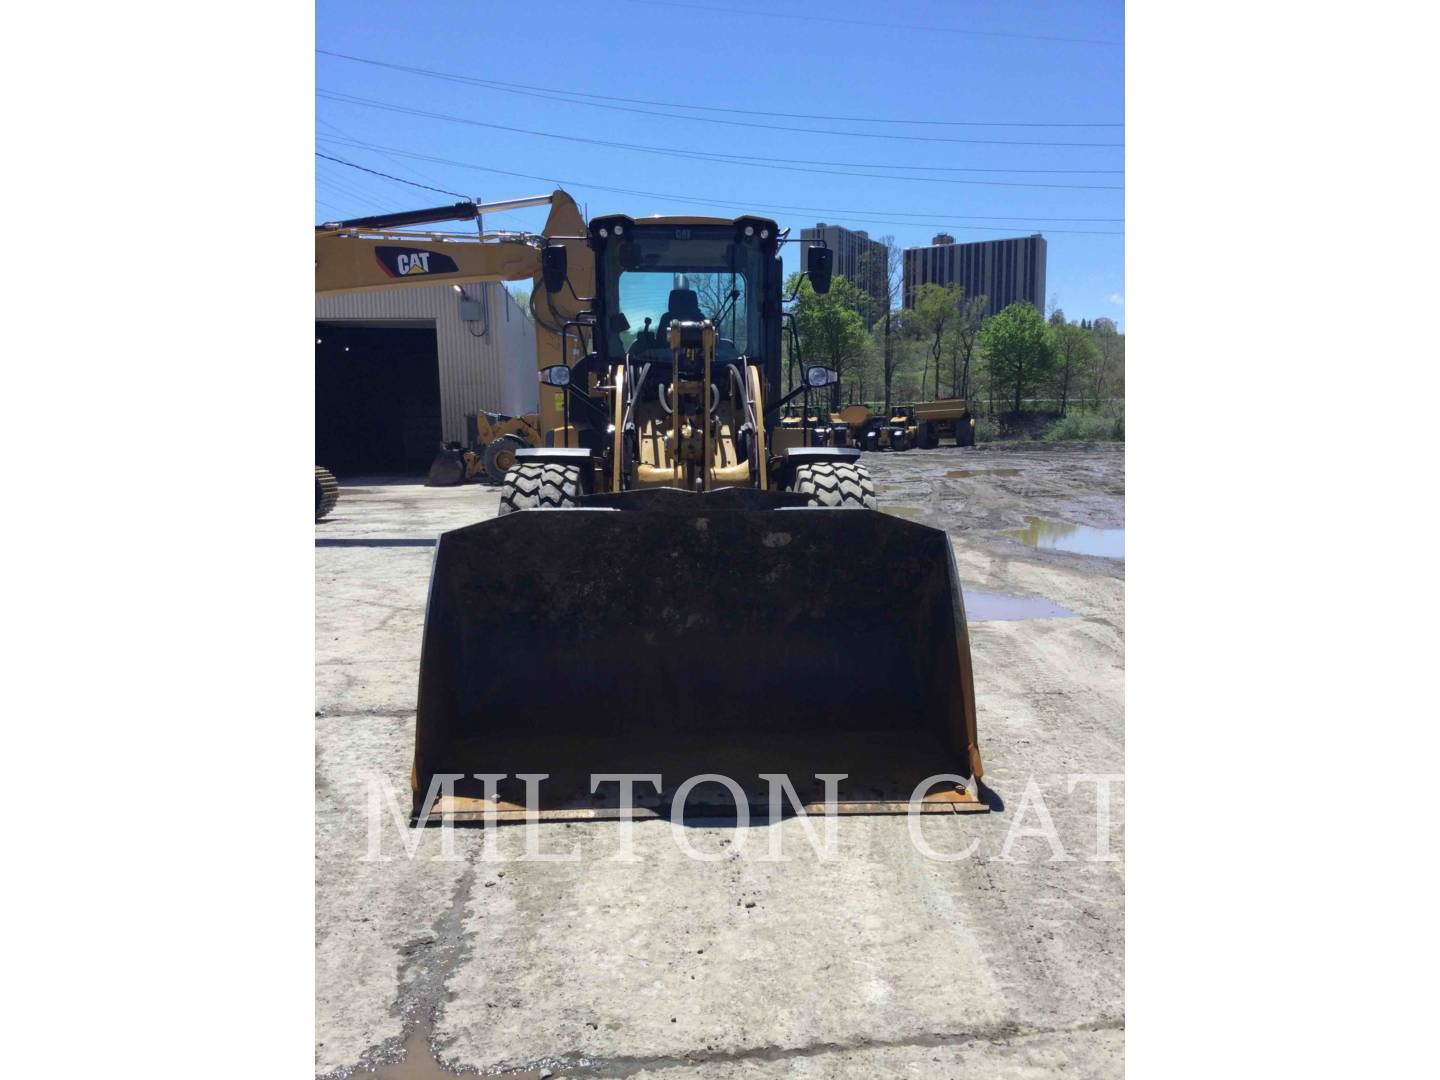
[589,215,783,387]
[588,215,785,491]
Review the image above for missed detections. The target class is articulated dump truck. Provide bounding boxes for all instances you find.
[315,191,987,823]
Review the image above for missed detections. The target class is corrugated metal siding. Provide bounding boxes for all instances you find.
[315,283,536,441]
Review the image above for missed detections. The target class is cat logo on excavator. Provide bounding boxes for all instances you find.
[373,246,458,278]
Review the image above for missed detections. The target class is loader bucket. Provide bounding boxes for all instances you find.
[426,446,467,487]
[412,490,986,822]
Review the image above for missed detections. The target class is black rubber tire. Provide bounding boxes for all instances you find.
[483,436,526,484]
[498,463,582,515]
[790,461,877,509]
[315,466,339,522]
[891,431,910,452]
[917,421,938,450]
[959,418,976,447]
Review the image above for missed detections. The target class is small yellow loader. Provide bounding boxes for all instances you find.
[425,411,543,487]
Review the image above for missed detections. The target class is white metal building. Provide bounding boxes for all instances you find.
[315,282,536,474]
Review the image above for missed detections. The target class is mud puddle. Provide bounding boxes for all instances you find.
[964,589,1079,621]
[946,468,1021,478]
[1008,516,1124,559]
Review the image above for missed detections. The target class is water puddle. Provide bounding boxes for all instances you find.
[1007,516,1124,559]
[964,589,1078,621]
[945,468,1021,478]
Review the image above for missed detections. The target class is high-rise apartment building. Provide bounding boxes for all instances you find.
[902,233,1047,315]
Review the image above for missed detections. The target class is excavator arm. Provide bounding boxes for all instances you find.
[314,188,593,446]
[315,192,565,297]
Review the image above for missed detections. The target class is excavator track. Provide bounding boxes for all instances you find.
[315,466,339,521]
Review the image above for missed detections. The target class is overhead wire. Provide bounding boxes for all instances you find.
[313,138,1123,235]
[317,48,1122,128]
[316,92,1124,191]
[313,78,1122,148]
[622,0,1123,47]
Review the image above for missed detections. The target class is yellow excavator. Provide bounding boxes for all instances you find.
[316,192,987,822]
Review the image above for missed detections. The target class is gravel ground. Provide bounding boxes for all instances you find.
[315,442,1125,1078]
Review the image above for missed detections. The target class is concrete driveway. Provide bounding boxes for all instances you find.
[316,444,1125,1078]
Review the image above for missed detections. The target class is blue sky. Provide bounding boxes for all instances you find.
[316,0,1124,327]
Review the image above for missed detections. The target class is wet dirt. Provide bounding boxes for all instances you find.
[872,443,1124,578]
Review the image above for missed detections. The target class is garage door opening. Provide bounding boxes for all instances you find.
[316,322,441,477]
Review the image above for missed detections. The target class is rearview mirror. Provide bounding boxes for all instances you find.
[541,245,568,294]
[539,364,571,387]
[806,245,833,294]
[805,366,839,388]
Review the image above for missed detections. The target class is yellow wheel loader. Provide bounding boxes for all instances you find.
[317,194,987,823]
[879,406,918,451]
[425,411,542,487]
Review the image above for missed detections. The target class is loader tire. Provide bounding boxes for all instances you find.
[791,461,877,509]
[484,435,526,484]
[315,466,339,522]
[498,463,581,515]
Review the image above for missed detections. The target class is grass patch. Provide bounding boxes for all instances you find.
[1043,409,1125,442]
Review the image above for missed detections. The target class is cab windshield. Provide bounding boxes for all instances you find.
[601,226,765,364]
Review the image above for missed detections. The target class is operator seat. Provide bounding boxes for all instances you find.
[657,288,705,338]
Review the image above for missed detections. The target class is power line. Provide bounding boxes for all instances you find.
[316,152,469,199]
[312,136,1123,235]
[317,48,1122,129]
[316,119,532,226]
[624,1,1122,47]
[318,91,1124,191]
[319,90,1121,174]
[317,133,1121,221]
[314,76,1120,147]
[314,172,394,214]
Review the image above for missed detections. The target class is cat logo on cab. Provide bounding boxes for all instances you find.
[374,246,460,279]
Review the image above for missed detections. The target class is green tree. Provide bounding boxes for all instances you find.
[786,272,868,406]
[1088,317,1125,406]
[853,234,906,411]
[1050,322,1099,416]
[979,302,1055,414]
[944,294,988,400]
[907,282,964,400]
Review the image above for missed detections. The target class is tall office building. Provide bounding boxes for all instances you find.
[902,233,1047,315]
[799,223,889,327]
